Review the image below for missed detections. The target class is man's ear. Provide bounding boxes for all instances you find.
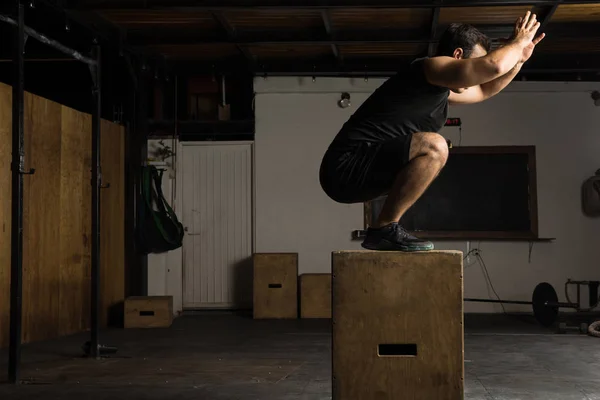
[452,48,464,59]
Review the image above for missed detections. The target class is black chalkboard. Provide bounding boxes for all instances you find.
[367,146,538,239]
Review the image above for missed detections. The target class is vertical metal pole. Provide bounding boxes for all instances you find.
[8,1,26,384]
[90,44,101,359]
[137,70,148,297]
[9,1,25,384]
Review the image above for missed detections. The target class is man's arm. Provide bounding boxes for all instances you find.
[423,42,524,90]
[448,62,523,105]
[423,11,540,91]
[447,27,545,105]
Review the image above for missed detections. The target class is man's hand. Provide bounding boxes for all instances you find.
[500,11,546,63]
[512,11,541,46]
[519,33,545,63]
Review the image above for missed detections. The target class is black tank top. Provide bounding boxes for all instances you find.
[330,58,449,149]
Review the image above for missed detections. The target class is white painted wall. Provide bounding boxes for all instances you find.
[254,77,600,313]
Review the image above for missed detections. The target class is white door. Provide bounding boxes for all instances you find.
[181,142,254,309]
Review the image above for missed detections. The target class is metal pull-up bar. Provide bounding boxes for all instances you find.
[4,1,103,384]
[0,13,97,66]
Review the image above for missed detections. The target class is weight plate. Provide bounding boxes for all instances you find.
[532,282,559,327]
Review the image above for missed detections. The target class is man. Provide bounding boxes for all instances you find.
[319,11,545,252]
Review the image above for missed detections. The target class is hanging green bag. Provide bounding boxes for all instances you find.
[137,165,184,254]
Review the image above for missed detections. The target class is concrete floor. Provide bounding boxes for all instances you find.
[1,313,600,399]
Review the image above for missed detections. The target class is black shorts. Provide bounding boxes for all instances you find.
[319,134,413,204]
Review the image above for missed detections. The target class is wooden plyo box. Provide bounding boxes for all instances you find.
[124,296,174,329]
[332,250,464,400]
[253,253,298,319]
[300,273,332,319]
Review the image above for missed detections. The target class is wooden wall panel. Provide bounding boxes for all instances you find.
[100,119,125,327]
[59,106,92,336]
[22,92,63,343]
[0,82,125,347]
[0,83,11,348]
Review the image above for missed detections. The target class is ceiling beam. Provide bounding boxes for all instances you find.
[68,0,600,10]
[35,0,142,56]
[125,21,591,48]
[130,37,433,47]
[123,17,600,48]
[519,53,600,69]
[428,6,440,56]
[0,12,97,65]
[0,58,80,62]
[321,10,340,61]
[532,2,560,34]
[210,11,256,67]
[538,20,598,37]
[126,26,434,46]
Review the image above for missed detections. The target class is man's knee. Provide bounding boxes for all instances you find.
[427,134,450,162]
[410,132,449,163]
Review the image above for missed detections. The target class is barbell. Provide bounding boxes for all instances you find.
[464,282,578,327]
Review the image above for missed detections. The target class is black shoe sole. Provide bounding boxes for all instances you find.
[361,239,434,252]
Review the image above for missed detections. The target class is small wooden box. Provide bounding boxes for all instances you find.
[332,250,464,400]
[300,273,332,319]
[253,253,298,319]
[218,103,231,121]
[124,296,174,328]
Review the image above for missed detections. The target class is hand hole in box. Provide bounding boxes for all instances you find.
[268,283,282,289]
[139,311,155,316]
[378,344,417,357]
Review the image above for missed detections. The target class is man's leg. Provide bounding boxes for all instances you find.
[362,132,449,251]
[375,132,449,227]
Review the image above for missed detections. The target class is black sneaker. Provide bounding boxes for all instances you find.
[361,223,434,252]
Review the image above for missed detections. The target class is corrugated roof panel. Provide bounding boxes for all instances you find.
[552,4,600,22]
[223,10,323,31]
[99,9,218,30]
[330,8,430,30]
[439,6,531,25]
[536,38,600,53]
[339,43,425,57]
[247,44,332,59]
[146,44,240,59]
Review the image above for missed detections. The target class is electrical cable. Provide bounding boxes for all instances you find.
[475,252,507,314]
[476,251,547,325]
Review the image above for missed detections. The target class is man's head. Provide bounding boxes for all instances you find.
[435,23,492,93]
